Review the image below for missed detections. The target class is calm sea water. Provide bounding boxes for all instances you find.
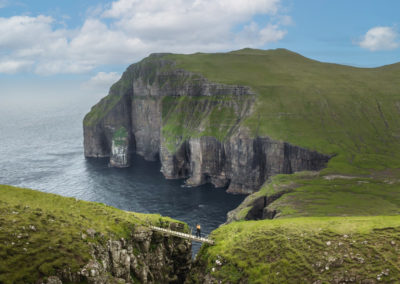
[0,100,244,254]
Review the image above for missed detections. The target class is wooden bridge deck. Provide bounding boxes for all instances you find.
[150,225,215,245]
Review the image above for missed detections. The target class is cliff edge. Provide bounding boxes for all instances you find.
[0,185,191,284]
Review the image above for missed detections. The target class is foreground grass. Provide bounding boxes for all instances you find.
[0,184,184,283]
[189,216,400,283]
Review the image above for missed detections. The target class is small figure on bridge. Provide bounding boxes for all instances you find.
[196,224,201,238]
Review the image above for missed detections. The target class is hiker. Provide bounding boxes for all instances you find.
[196,224,201,238]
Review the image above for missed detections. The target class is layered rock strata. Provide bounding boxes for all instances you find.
[84,55,330,194]
[47,224,191,284]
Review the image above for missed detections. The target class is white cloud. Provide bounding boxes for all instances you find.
[358,26,399,51]
[0,60,33,74]
[0,0,289,75]
[235,22,286,47]
[82,72,121,92]
[102,0,284,50]
[0,15,57,49]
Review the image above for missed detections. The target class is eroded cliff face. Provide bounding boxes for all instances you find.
[160,129,329,194]
[83,55,330,194]
[46,224,191,284]
[84,225,191,284]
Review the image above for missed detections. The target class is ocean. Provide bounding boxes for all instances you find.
[0,98,244,254]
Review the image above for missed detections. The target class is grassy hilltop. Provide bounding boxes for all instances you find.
[167,48,400,175]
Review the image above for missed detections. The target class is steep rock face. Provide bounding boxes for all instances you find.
[131,96,162,161]
[83,55,330,193]
[110,126,131,167]
[161,129,329,194]
[84,93,132,158]
[48,225,191,284]
[82,225,191,284]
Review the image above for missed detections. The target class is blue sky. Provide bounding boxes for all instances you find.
[0,0,399,102]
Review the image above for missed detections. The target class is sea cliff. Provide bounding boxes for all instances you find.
[83,52,330,194]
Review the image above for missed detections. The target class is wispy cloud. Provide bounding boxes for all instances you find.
[0,60,33,74]
[358,26,399,51]
[82,72,121,92]
[0,0,289,75]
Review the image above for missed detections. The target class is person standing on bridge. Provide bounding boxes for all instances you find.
[196,224,201,238]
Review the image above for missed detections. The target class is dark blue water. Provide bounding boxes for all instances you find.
[0,101,244,254]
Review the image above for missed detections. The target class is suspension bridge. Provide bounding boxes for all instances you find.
[149,225,215,245]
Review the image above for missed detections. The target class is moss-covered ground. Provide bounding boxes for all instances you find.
[0,184,186,283]
[112,126,129,147]
[188,216,400,283]
[161,95,250,152]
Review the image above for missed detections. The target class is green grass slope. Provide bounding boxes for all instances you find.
[231,170,400,220]
[161,94,252,152]
[168,48,400,175]
[0,184,185,283]
[189,216,400,283]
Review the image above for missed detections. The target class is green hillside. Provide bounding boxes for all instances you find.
[229,170,400,220]
[188,216,400,283]
[0,185,186,283]
[168,48,400,175]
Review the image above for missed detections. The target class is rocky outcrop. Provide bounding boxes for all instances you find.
[1,185,192,284]
[83,55,330,193]
[110,126,131,167]
[161,130,329,194]
[83,225,191,284]
[84,93,132,159]
[46,225,191,284]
